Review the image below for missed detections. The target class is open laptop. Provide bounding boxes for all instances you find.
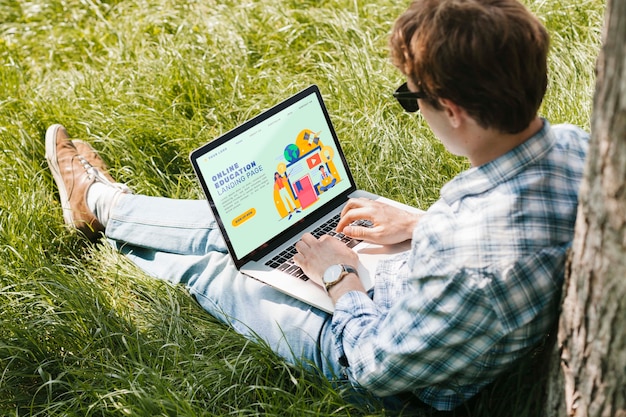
[190,85,419,313]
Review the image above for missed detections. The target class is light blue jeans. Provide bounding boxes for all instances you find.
[105,193,343,380]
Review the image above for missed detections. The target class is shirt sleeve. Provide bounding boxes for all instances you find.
[330,247,564,400]
[331,268,506,397]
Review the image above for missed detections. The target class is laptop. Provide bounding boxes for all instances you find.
[190,85,419,313]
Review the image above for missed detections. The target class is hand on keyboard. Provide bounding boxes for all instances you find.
[265,216,372,281]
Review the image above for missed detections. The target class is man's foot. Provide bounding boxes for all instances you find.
[45,124,128,241]
[72,140,117,184]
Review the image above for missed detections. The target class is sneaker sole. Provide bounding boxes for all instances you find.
[45,124,74,226]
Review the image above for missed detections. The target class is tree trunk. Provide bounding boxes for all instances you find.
[545,0,626,416]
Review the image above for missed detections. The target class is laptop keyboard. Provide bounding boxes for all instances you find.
[264,214,373,281]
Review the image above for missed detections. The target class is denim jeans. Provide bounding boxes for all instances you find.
[105,193,343,380]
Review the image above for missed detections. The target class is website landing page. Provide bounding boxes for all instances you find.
[195,94,351,259]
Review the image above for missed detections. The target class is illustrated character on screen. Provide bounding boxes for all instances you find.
[273,171,300,220]
[318,165,336,192]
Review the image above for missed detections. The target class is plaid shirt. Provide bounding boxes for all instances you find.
[331,121,589,410]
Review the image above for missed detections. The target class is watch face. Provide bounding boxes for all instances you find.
[323,264,343,283]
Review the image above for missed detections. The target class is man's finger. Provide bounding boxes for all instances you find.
[343,225,367,238]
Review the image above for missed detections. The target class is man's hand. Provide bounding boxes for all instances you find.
[294,233,365,303]
[337,198,423,245]
[293,233,359,285]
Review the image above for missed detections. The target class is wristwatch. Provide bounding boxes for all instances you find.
[322,264,358,291]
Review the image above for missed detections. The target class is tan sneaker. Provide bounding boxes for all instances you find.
[45,124,128,241]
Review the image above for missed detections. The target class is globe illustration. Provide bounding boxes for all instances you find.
[284,144,300,163]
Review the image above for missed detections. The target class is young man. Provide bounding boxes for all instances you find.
[45,0,589,411]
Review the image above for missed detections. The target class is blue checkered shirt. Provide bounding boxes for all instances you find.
[331,121,589,410]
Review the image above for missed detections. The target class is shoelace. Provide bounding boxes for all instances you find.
[77,154,132,193]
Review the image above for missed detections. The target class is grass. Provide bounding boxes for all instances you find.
[0,0,604,415]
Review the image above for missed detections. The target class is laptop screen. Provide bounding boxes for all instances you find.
[190,85,356,266]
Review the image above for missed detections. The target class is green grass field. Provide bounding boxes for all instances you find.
[0,0,604,415]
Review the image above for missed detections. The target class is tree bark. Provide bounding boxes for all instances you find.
[545,0,626,416]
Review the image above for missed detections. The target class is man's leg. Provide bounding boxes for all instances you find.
[45,124,344,380]
[107,196,343,379]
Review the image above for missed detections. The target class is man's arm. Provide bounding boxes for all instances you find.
[292,236,502,392]
[332,247,565,404]
[332,276,500,395]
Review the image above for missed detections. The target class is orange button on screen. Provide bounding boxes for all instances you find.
[231,208,256,227]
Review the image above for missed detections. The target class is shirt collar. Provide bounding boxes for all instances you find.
[439,119,554,205]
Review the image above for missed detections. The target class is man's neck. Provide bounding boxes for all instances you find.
[467,117,544,167]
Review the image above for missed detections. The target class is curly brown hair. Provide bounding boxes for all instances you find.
[389,0,549,134]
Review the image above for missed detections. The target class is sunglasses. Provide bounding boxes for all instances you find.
[393,82,427,113]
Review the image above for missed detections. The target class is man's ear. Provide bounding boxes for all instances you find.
[438,98,464,128]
